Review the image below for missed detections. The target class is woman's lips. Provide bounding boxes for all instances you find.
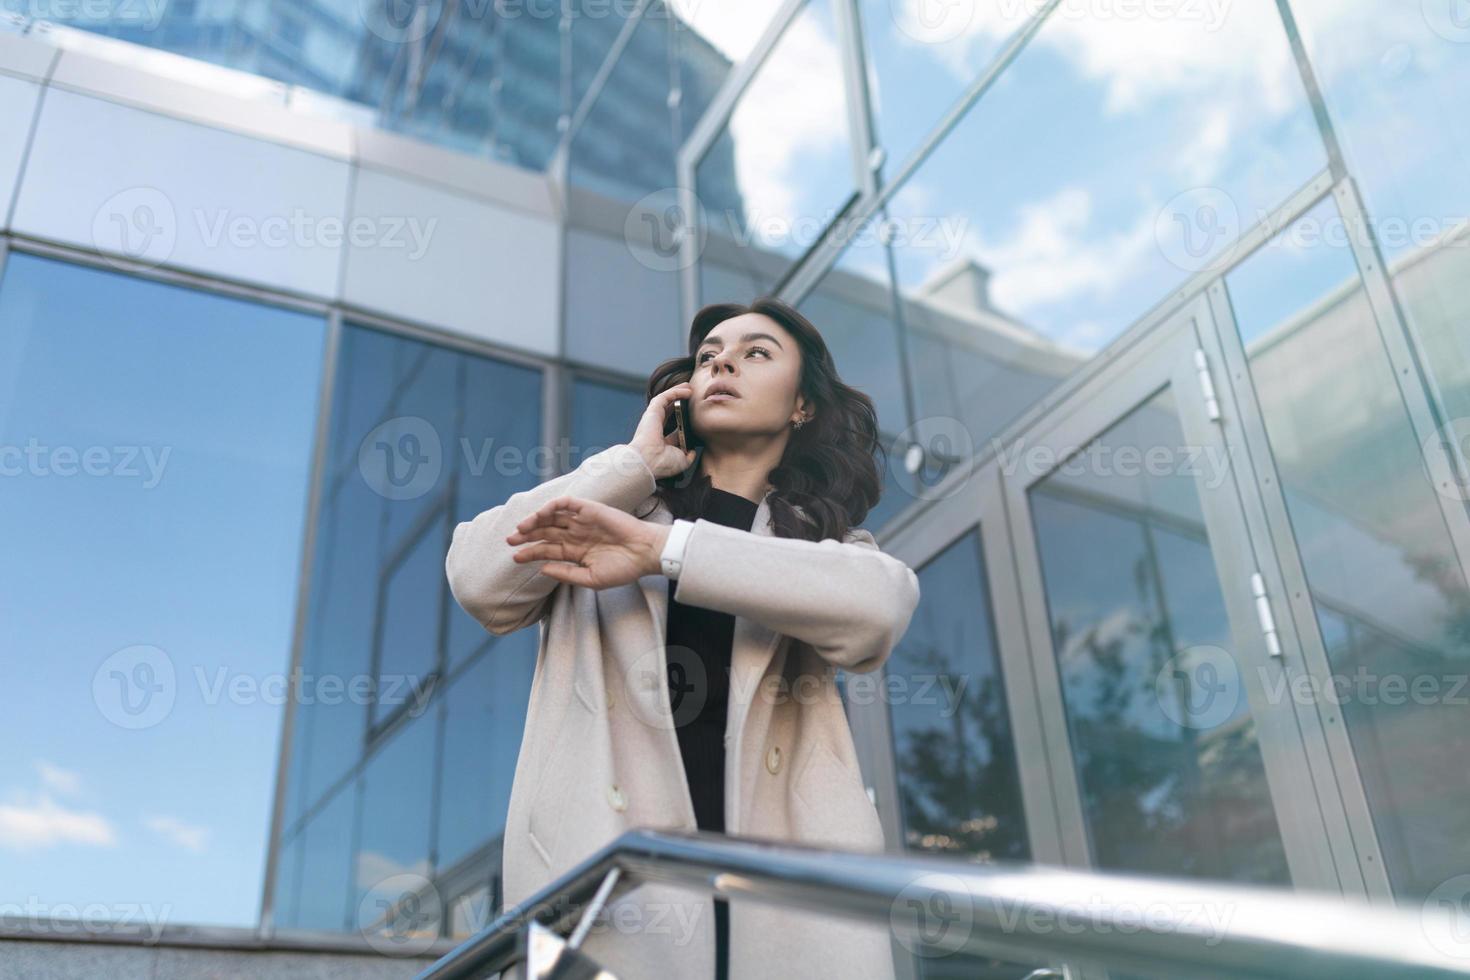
[705,392,739,402]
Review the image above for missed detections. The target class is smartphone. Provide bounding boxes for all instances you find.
[664,397,692,452]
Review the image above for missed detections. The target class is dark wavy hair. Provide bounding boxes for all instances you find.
[634,296,884,543]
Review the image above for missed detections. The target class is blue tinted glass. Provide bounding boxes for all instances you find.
[1029,387,1290,884]
[354,710,438,936]
[570,377,646,468]
[374,511,448,728]
[437,646,535,874]
[0,250,325,927]
[1226,198,1470,901]
[889,529,1029,862]
[283,322,545,937]
[291,781,357,934]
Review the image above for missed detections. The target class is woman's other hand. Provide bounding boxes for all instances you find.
[631,382,697,479]
[506,496,670,588]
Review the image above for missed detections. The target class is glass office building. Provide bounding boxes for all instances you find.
[2,0,1468,974]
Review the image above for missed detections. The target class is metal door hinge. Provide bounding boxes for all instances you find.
[1251,572,1283,657]
[1194,349,1222,422]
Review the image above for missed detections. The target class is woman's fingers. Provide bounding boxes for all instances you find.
[510,540,574,563]
[510,497,583,538]
[506,517,576,545]
[535,562,596,587]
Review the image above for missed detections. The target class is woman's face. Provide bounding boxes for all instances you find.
[689,313,807,442]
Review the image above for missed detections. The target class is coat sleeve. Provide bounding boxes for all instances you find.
[445,442,657,636]
[671,520,921,674]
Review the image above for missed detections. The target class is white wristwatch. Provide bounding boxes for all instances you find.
[659,519,696,579]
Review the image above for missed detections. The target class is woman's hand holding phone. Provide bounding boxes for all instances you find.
[631,382,697,479]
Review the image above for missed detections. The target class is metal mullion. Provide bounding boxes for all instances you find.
[556,0,656,158]
[1272,0,1348,181]
[677,0,809,163]
[1171,306,1358,898]
[1202,271,1397,905]
[978,462,1067,868]
[677,0,810,326]
[794,0,1064,278]
[833,0,876,199]
[1332,176,1470,592]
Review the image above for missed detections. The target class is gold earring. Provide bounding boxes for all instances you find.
[792,416,807,429]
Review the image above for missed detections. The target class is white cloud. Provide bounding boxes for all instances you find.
[668,0,788,62]
[355,849,432,889]
[144,814,209,854]
[958,185,1158,326]
[724,10,849,237]
[35,760,83,797]
[0,793,115,850]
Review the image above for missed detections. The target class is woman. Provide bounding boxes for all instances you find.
[445,297,920,980]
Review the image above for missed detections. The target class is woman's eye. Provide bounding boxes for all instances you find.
[697,347,769,363]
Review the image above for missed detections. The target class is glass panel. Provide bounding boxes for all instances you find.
[1029,386,1291,884]
[290,781,357,933]
[45,2,569,167]
[0,251,324,928]
[695,0,854,296]
[437,647,535,875]
[569,8,676,202]
[570,376,648,468]
[796,220,910,434]
[887,528,1031,979]
[373,512,448,729]
[885,0,1323,458]
[1226,197,1470,902]
[448,356,542,670]
[669,0,788,64]
[856,0,1031,173]
[1291,4,1470,429]
[296,474,379,817]
[271,831,302,929]
[354,710,438,935]
[890,529,1029,861]
[285,323,545,937]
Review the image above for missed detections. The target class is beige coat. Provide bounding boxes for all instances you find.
[445,442,921,979]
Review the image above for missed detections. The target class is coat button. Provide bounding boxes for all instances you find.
[606,784,627,812]
[765,745,782,774]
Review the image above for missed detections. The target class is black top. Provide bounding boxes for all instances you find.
[664,486,761,834]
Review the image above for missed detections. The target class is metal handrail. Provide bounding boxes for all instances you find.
[415,829,1470,979]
